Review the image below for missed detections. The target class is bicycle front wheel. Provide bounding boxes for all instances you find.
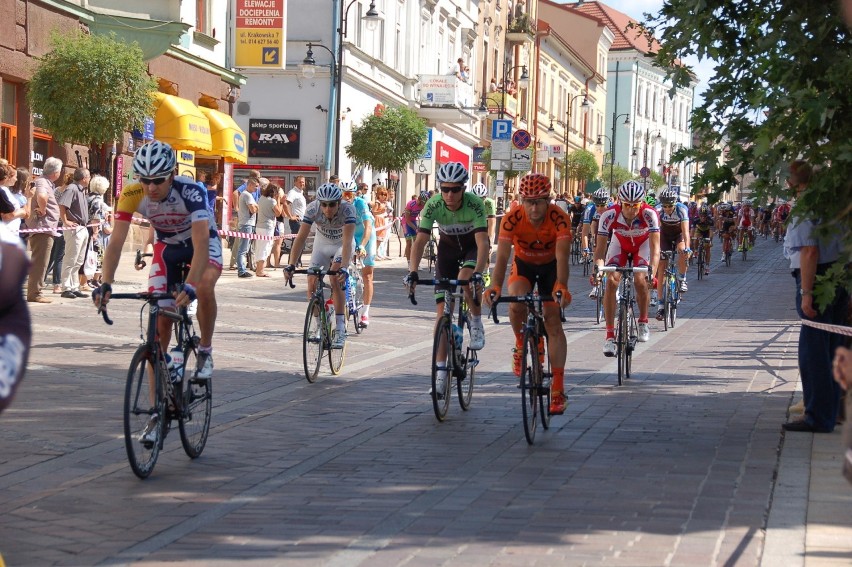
[520,328,541,444]
[626,302,637,380]
[178,341,212,459]
[662,279,670,332]
[616,300,628,386]
[696,250,704,280]
[124,345,164,479]
[303,298,324,383]
[328,319,347,375]
[431,317,452,421]
[458,318,476,411]
[595,280,604,325]
[669,282,678,329]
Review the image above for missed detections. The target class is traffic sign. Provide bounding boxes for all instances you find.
[491,140,511,160]
[421,128,433,159]
[412,158,433,175]
[512,149,532,171]
[640,166,651,178]
[492,119,512,141]
[512,129,531,150]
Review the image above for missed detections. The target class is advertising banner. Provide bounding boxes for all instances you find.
[235,0,287,68]
[420,75,457,106]
[248,119,301,159]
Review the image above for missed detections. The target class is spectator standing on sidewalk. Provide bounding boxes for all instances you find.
[236,176,259,278]
[286,176,307,266]
[0,164,28,234]
[254,183,283,277]
[372,185,391,260]
[58,168,91,299]
[229,170,260,269]
[44,172,73,294]
[782,159,849,433]
[25,157,62,304]
[86,174,112,287]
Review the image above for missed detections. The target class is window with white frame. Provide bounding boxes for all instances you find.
[196,0,212,36]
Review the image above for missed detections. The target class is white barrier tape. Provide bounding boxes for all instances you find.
[16,221,106,234]
[801,319,852,337]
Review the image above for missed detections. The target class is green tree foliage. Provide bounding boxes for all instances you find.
[564,149,599,186]
[599,164,634,191]
[346,106,427,180]
[27,31,156,146]
[638,1,851,297]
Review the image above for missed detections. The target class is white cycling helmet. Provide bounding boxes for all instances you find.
[436,161,469,185]
[618,180,645,203]
[340,180,358,193]
[315,183,342,202]
[470,182,488,198]
[133,140,176,178]
[659,189,678,205]
[592,188,610,205]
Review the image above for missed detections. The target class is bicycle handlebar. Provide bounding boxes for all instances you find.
[286,267,343,289]
[489,292,565,324]
[599,266,649,274]
[407,278,481,307]
[97,291,180,325]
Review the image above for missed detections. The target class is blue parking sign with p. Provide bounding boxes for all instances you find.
[492,119,512,141]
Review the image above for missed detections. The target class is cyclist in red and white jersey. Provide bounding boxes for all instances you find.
[737,199,756,251]
[594,181,660,356]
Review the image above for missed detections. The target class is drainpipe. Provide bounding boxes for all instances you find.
[583,76,591,150]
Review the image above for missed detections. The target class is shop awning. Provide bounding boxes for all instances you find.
[196,107,248,164]
[151,92,213,152]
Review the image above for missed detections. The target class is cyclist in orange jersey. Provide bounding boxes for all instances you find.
[484,173,572,415]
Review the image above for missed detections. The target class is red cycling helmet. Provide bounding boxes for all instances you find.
[518,173,552,199]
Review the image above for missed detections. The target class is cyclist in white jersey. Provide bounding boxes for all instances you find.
[284,183,356,348]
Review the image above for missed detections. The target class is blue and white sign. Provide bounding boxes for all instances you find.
[492,119,512,141]
[421,128,433,159]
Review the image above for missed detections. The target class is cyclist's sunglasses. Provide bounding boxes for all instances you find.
[139,176,167,186]
[440,185,464,194]
[661,204,675,209]
[622,202,641,209]
[320,201,339,208]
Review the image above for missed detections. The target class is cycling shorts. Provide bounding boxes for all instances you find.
[605,235,652,268]
[434,246,478,300]
[660,225,685,253]
[310,233,346,270]
[148,235,223,307]
[508,257,557,296]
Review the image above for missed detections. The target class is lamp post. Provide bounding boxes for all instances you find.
[605,112,631,193]
[300,1,382,175]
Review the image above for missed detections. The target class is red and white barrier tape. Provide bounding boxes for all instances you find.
[801,320,852,337]
[219,229,297,241]
[16,221,106,234]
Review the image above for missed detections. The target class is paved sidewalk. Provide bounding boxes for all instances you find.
[5,235,852,566]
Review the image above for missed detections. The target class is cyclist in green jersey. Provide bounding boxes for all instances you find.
[405,162,490,357]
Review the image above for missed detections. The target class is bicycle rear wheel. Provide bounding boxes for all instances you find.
[595,280,604,325]
[662,279,670,332]
[124,345,164,479]
[696,249,704,280]
[350,272,364,334]
[520,328,541,444]
[431,317,452,421]
[616,300,628,386]
[179,340,211,459]
[303,298,324,383]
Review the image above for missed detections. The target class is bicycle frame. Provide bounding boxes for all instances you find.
[290,267,346,382]
[600,265,647,385]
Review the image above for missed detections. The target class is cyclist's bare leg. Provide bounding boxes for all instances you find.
[634,273,650,320]
[542,302,567,367]
[603,272,621,328]
[433,295,451,363]
[656,257,667,298]
[507,278,532,341]
[196,263,221,349]
[676,239,688,277]
[362,265,374,305]
[458,266,480,317]
[329,261,345,315]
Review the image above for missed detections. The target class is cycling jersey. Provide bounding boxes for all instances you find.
[693,216,715,237]
[568,203,585,226]
[115,177,218,244]
[774,203,791,223]
[498,203,572,265]
[598,203,659,267]
[583,202,615,225]
[403,199,425,238]
[350,196,376,267]
[656,202,689,227]
[738,206,755,228]
[482,197,496,219]
[301,199,356,241]
[418,192,487,254]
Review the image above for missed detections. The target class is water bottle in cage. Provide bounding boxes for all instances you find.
[451,323,463,350]
[169,346,184,382]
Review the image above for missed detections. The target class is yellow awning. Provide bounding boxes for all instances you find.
[196,107,248,164]
[151,92,213,152]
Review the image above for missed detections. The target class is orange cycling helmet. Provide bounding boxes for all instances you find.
[518,173,551,199]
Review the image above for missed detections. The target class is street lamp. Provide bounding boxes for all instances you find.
[300,1,384,175]
[605,112,631,193]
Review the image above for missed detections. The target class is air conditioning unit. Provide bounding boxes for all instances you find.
[236,101,251,115]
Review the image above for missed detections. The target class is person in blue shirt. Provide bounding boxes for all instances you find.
[341,181,376,328]
[782,160,848,433]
